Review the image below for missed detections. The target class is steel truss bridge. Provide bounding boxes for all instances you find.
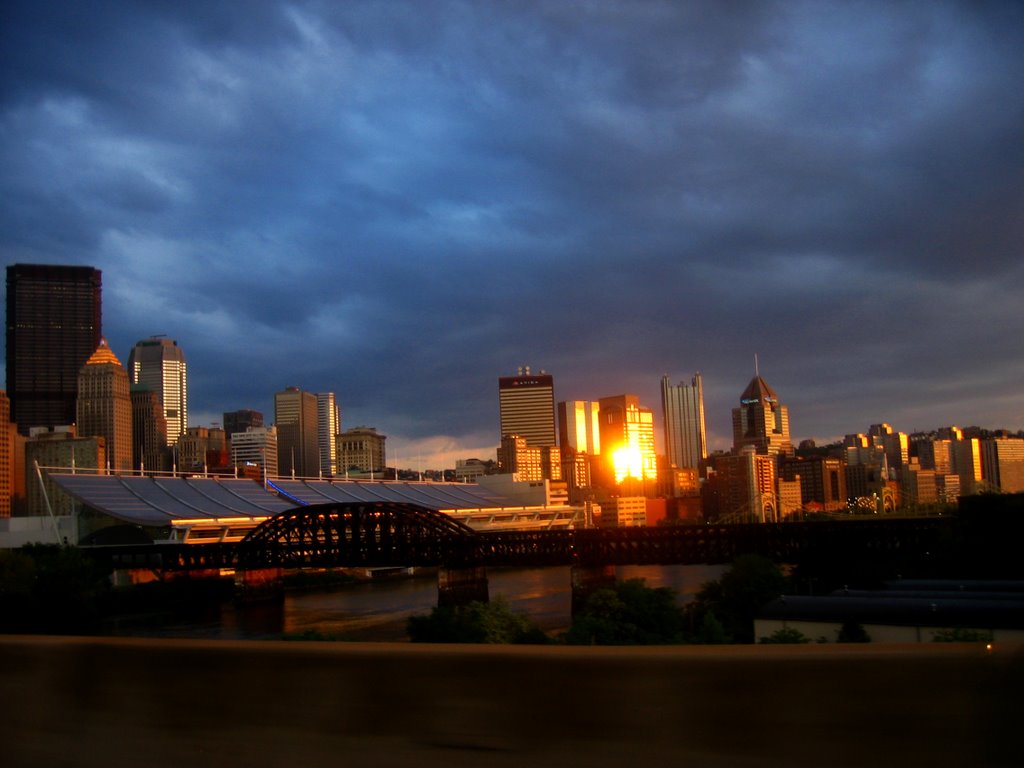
[87,501,950,573]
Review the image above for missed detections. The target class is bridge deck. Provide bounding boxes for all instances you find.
[89,514,950,572]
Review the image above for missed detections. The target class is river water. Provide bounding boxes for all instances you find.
[106,564,728,642]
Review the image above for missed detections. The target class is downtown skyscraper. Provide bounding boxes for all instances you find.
[498,367,556,446]
[275,386,318,478]
[128,337,188,446]
[498,367,560,480]
[76,340,132,473]
[6,264,102,434]
[557,400,600,490]
[661,373,707,471]
[131,386,168,473]
[598,393,657,486]
[317,392,340,478]
[732,374,794,457]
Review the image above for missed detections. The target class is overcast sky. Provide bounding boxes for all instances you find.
[3,1,1022,468]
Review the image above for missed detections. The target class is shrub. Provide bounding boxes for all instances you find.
[759,627,811,644]
[837,620,871,643]
[407,596,550,644]
[931,627,993,643]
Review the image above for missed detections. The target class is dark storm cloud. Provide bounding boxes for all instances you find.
[2,0,1022,465]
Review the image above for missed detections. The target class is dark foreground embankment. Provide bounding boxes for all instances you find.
[0,637,1018,768]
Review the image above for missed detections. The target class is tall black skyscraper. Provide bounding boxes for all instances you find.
[6,264,102,434]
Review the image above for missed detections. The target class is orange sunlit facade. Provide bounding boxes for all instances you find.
[598,394,657,488]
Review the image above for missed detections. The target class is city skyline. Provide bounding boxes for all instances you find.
[2,3,1022,469]
[3,263,1022,473]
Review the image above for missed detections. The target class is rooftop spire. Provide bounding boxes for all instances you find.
[85,338,123,367]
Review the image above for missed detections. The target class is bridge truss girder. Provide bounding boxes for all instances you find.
[237,501,481,570]
[92,503,949,573]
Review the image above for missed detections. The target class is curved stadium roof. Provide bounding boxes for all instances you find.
[50,474,518,527]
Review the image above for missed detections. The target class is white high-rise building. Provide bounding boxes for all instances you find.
[230,426,278,479]
[317,392,340,478]
[128,337,188,446]
[661,373,707,470]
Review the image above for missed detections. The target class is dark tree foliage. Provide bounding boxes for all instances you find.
[407,597,550,644]
[564,578,686,645]
[687,555,788,644]
[836,620,871,643]
[693,612,729,644]
[0,545,110,634]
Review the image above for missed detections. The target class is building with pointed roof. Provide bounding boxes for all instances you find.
[77,339,132,472]
[731,375,793,457]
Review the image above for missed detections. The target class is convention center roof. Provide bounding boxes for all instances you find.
[49,473,515,528]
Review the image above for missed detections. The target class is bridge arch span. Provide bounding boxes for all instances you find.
[238,501,480,570]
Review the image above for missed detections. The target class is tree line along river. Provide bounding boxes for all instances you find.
[102,564,728,642]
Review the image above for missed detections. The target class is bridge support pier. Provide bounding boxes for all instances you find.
[571,564,617,616]
[235,567,284,603]
[437,565,489,608]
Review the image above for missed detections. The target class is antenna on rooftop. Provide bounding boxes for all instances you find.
[754,353,760,377]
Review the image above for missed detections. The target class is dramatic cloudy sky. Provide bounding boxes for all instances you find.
[3,1,1022,467]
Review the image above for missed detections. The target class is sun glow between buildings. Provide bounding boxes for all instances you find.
[612,446,644,484]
